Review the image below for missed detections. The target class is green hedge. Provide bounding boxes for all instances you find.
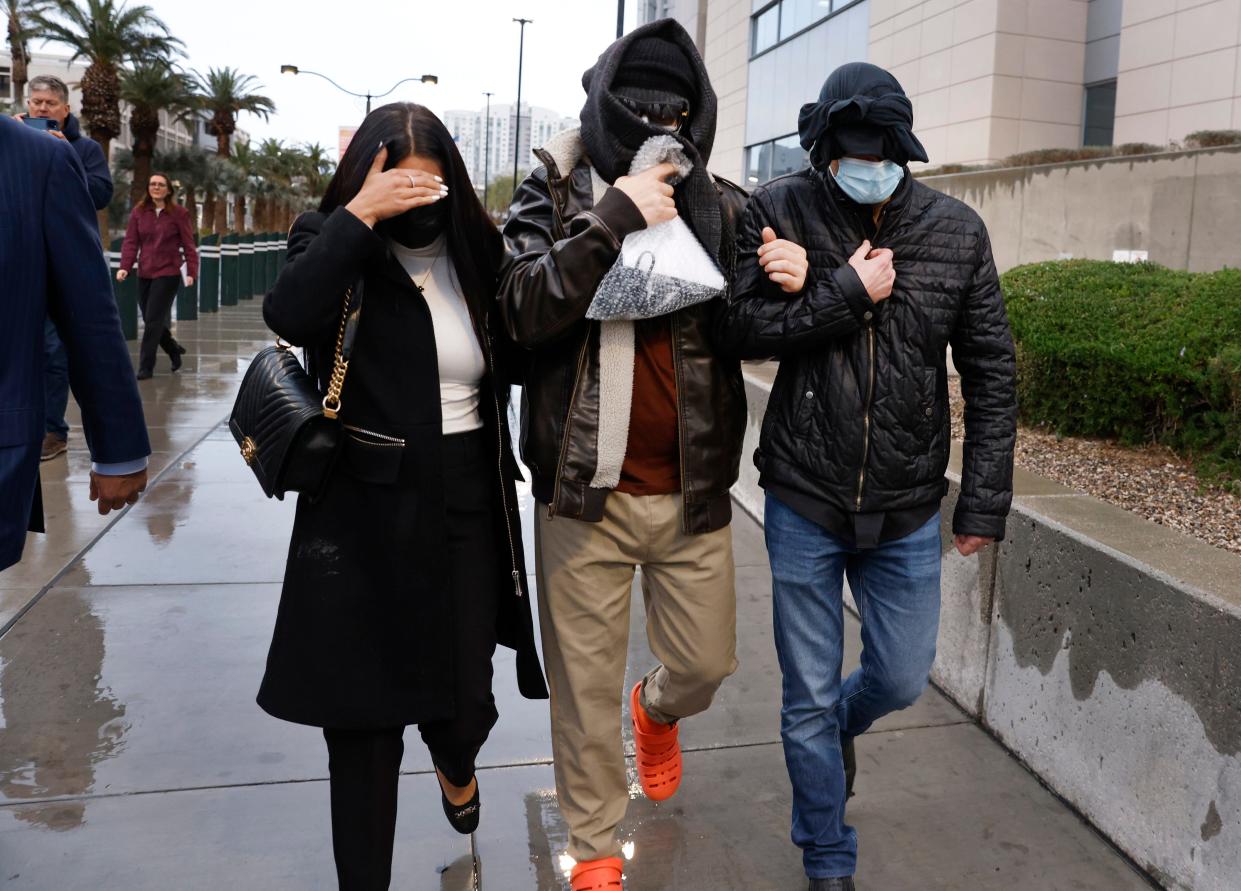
[1000,260,1241,482]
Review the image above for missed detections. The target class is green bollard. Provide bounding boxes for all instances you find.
[199,233,220,313]
[109,236,138,340]
[238,233,254,300]
[176,233,198,322]
[221,233,238,306]
[251,232,265,299]
[265,231,277,291]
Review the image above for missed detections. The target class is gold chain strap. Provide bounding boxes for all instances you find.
[321,287,353,420]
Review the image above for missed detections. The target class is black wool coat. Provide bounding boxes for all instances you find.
[257,207,547,729]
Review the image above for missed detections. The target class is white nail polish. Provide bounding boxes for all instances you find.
[434,175,443,183]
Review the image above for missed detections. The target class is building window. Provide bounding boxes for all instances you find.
[751,0,861,59]
[752,3,780,55]
[1083,79,1116,146]
[0,66,11,97]
[745,133,809,186]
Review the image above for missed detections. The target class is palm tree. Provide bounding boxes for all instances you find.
[119,61,197,206]
[34,0,181,231]
[193,66,273,158]
[299,141,334,199]
[230,139,259,233]
[211,154,245,234]
[5,0,50,104]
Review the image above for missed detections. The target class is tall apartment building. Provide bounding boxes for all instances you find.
[444,103,578,191]
[636,0,1241,185]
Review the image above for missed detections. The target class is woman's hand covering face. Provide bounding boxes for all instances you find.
[345,146,449,229]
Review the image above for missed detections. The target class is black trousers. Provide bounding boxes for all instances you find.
[323,429,500,890]
[137,274,183,374]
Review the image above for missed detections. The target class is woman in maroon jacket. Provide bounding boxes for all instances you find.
[117,173,199,379]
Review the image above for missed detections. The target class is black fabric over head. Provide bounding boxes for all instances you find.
[797,62,929,168]
[579,17,722,260]
[614,34,697,104]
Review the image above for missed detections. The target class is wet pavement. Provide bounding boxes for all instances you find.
[0,302,1155,890]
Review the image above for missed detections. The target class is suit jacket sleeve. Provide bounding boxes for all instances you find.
[713,186,873,359]
[497,169,646,348]
[44,140,151,465]
[949,228,1017,540]
[77,138,114,211]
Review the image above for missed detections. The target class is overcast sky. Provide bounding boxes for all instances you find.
[36,0,642,156]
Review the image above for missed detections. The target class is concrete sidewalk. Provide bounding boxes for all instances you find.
[0,303,1155,890]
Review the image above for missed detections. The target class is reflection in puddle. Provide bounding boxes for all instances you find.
[0,591,128,831]
[144,477,194,546]
[524,783,687,889]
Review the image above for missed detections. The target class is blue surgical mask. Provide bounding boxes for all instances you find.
[831,157,904,205]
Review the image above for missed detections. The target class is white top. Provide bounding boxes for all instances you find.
[388,235,485,434]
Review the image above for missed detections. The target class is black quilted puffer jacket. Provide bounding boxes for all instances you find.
[715,168,1017,540]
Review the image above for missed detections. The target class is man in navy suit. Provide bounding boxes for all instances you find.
[14,74,115,463]
[0,115,150,572]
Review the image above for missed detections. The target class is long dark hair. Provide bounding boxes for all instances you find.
[320,103,503,327]
[141,172,178,209]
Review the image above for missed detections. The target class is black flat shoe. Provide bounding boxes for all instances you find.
[440,778,480,835]
[136,369,153,380]
[170,350,183,372]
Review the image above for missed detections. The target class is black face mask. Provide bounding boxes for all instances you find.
[380,202,447,249]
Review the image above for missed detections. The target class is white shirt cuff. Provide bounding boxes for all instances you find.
[91,457,149,476]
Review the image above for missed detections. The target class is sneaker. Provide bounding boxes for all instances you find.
[630,682,682,801]
[40,433,67,461]
[809,878,855,891]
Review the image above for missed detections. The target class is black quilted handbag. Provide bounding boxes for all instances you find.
[229,282,363,500]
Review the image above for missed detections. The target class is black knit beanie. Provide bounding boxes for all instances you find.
[614,35,697,107]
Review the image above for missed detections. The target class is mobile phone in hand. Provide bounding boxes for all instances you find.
[22,116,59,132]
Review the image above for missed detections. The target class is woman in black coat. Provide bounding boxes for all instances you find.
[257,103,547,890]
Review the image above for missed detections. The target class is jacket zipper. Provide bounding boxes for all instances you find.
[548,330,591,519]
[484,319,525,598]
[855,208,887,511]
[670,314,691,533]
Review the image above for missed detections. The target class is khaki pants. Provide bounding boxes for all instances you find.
[535,491,738,862]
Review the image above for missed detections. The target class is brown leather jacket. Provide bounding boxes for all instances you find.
[498,134,749,535]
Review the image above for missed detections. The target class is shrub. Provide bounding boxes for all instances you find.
[1185,130,1241,149]
[1001,261,1241,482]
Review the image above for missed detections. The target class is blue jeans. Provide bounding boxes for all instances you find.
[765,492,942,879]
[44,317,69,439]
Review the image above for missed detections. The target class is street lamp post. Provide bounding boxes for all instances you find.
[512,18,532,192]
[617,0,624,39]
[483,91,494,213]
[280,65,438,115]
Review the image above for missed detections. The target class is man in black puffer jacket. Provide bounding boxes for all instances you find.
[716,63,1016,891]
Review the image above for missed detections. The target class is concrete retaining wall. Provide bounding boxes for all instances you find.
[920,145,1241,274]
[736,370,1241,890]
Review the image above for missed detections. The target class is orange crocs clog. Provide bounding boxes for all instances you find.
[570,856,624,890]
[629,682,682,801]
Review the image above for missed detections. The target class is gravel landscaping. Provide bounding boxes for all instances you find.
[949,381,1241,556]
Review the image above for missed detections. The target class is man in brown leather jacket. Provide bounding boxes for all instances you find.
[498,19,747,891]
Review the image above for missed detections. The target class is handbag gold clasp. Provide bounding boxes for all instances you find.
[240,436,258,465]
